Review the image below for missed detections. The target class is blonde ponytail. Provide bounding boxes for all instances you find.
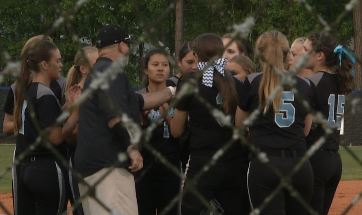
[256,31,289,113]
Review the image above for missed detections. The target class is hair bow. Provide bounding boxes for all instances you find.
[197,58,228,87]
[334,44,356,77]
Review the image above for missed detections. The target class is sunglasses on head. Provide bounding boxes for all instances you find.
[122,34,132,47]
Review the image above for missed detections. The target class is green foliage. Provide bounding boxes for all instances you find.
[0,0,354,87]
[0,144,14,192]
[340,146,362,180]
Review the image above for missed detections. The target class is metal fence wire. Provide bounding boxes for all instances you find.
[0,0,362,215]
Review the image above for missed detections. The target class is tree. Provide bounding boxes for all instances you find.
[353,0,362,89]
[0,0,355,86]
[175,0,183,59]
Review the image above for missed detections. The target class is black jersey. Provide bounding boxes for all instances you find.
[50,77,66,105]
[138,88,180,164]
[176,72,245,159]
[3,83,15,115]
[307,71,343,150]
[238,73,313,151]
[3,79,65,115]
[17,82,66,157]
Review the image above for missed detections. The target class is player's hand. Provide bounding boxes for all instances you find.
[127,149,143,172]
[67,84,82,104]
[159,103,170,119]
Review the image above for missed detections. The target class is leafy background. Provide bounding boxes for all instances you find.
[0,0,353,86]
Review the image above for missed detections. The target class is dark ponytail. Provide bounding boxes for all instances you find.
[194,33,238,115]
[307,32,354,94]
[14,39,57,131]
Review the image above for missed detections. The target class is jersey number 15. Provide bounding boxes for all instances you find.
[327,94,345,130]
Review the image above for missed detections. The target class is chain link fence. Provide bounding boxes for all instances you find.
[0,0,362,215]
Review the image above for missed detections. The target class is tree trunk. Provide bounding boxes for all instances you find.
[175,0,183,60]
[138,42,144,85]
[353,0,362,90]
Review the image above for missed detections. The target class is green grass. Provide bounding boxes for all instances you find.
[340,146,362,180]
[0,144,14,193]
[0,145,361,193]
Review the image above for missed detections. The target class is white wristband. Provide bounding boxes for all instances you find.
[167,86,176,97]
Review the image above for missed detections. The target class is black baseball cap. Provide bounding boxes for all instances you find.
[95,25,131,48]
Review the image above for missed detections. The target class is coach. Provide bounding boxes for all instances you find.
[75,25,175,215]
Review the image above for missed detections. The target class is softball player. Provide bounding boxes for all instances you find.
[136,48,181,215]
[14,40,78,215]
[235,31,314,215]
[171,33,250,215]
[303,32,354,215]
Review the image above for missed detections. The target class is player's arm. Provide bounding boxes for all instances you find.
[170,109,188,138]
[3,113,14,135]
[141,86,175,110]
[108,117,143,172]
[37,95,78,145]
[304,113,313,136]
[96,76,144,172]
[3,87,15,135]
[235,107,249,128]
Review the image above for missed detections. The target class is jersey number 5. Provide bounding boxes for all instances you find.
[327,94,345,130]
[275,91,295,128]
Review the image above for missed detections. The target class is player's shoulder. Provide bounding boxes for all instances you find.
[297,75,312,87]
[307,71,324,86]
[137,88,147,94]
[246,72,262,84]
[36,83,57,100]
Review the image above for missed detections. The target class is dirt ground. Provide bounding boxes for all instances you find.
[0,180,361,215]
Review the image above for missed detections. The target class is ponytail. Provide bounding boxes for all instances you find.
[256,31,289,113]
[307,32,354,94]
[65,65,82,93]
[334,45,354,94]
[14,58,31,132]
[213,70,238,115]
[336,58,354,94]
[194,33,238,115]
[65,46,98,95]
[14,40,57,131]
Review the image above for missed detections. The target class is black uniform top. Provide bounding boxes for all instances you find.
[75,57,144,177]
[5,80,66,158]
[3,83,15,115]
[50,77,66,105]
[17,82,66,157]
[3,79,65,116]
[176,71,246,160]
[307,71,343,150]
[138,88,180,165]
[166,75,180,87]
[238,73,313,152]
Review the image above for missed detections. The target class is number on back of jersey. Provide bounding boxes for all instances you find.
[327,94,345,130]
[275,91,296,128]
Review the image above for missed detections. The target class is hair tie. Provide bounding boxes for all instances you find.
[334,44,356,77]
[197,58,228,87]
[333,45,356,65]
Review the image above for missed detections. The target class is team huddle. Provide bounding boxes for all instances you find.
[2,24,355,215]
